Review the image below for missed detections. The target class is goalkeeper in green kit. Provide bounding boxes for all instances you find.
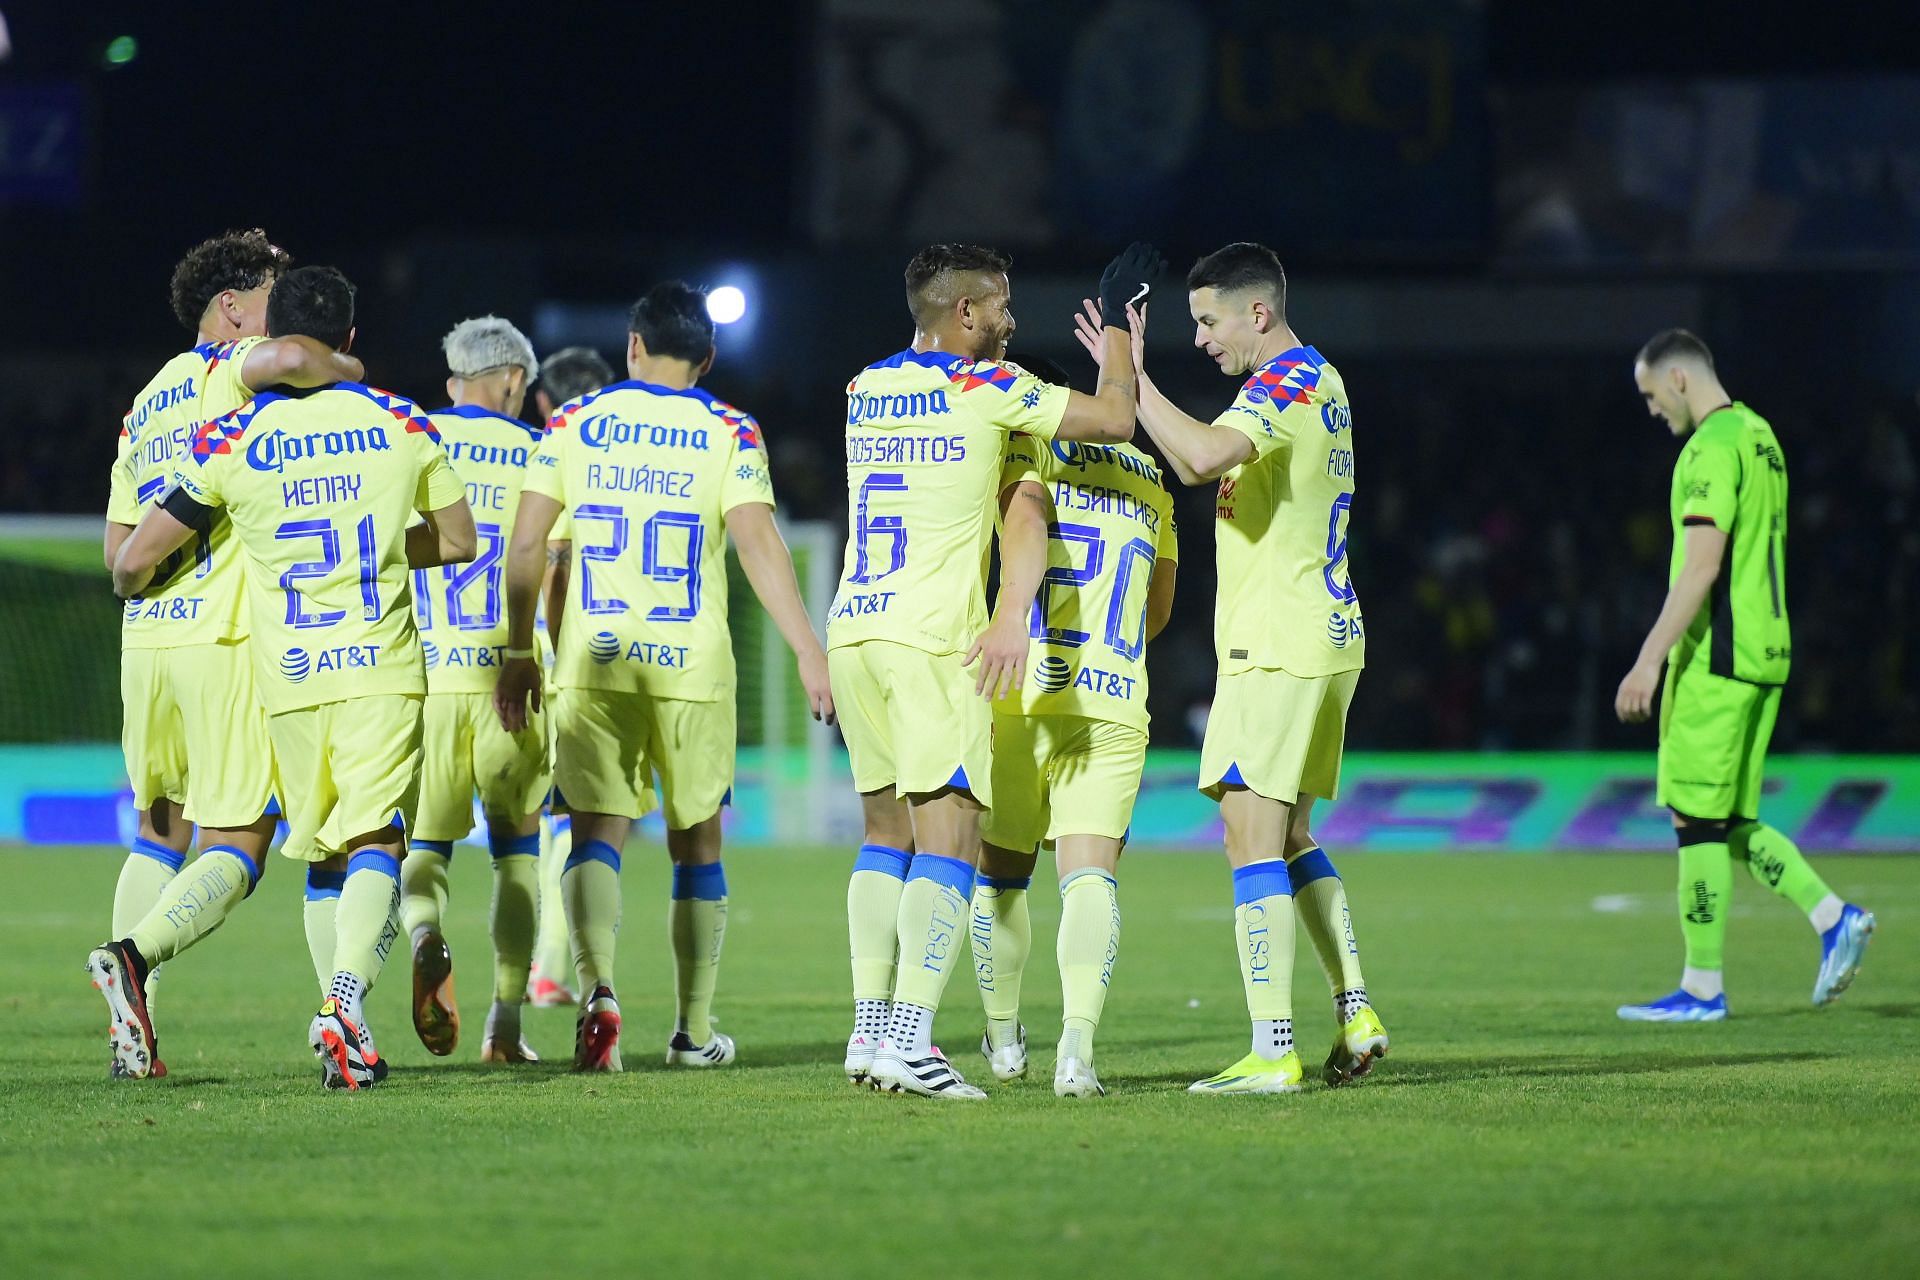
[1614,330,1873,1022]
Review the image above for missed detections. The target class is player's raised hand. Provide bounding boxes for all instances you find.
[493,656,543,734]
[964,610,1029,702]
[1614,660,1661,723]
[1098,242,1164,333]
[797,647,836,726]
[1125,300,1148,374]
[1073,298,1108,366]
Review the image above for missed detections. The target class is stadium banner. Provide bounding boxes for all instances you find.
[3,747,1915,853]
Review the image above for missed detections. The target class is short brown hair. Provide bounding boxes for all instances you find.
[904,243,1011,328]
[1637,328,1715,370]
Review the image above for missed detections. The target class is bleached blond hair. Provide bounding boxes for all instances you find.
[443,315,538,379]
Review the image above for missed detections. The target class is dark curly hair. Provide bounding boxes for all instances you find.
[168,229,292,333]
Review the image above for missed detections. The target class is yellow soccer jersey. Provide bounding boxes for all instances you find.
[1212,345,1364,678]
[524,379,775,702]
[999,435,1176,730]
[828,351,1069,655]
[164,383,465,714]
[413,404,546,693]
[108,339,263,648]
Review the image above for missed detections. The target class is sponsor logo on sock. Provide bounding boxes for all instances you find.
[922,886,963,972]
[1243,901,1271,984]
[970,900,995,992]
[1685,880,1717,925]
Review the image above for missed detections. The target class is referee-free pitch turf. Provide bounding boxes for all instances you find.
[3,845,1915,1279]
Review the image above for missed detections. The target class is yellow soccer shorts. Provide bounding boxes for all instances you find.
[1656,659,1781,821]
[550,687,732,828]
[120,639,276,828]
[1199,666,1360,804]
[827,639,993,806]
[268,693,424,862]
[413,691,551,841]
[981,712,1148,852]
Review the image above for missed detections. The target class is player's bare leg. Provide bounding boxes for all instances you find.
[1190,788,1304,1094]
[1053,834,1123,1098]
[974,841,1038,1082]
[563,811,631,1072]
[310,825,407,1090]
[869,787,988,1099]
[480,812,543,1063]
[845,789,913,1082]
[664,812,734,1067]
[1282,797,1387,1084]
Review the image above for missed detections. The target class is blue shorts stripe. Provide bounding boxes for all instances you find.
[672,862,727,900]
[1287,848,1338,890]
[907,853,976,901]
[411,838,454,858]
[130,837,185,873]
[565,839,621,874]
[977,874,1031,892]
[1232,860,1292,907]
[852,843,912,879]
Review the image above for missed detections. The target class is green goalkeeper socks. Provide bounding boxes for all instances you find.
[1677,831,1732,972]
[1730,821,1838,922]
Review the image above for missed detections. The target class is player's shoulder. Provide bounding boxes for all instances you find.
[545,382,620,432]
[124,347,212,431]
[696,393,765,453]
[189,388,282,462]
[430,403,543,445]
[1236,345,1332,409]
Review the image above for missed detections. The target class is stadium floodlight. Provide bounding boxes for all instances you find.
[707,285,747,325]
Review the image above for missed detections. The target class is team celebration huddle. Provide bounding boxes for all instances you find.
[84,227,1868,1100]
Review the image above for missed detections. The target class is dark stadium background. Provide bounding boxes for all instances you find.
[2,0,1915,754]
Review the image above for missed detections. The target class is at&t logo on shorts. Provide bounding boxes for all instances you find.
[281,647,312,682]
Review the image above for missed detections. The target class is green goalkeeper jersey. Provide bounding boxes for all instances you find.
[1668,402,1790,685]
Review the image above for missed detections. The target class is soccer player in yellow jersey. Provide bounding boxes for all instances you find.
[834,243,1149,1099]
[397,317,549,1064]
[525,346,615,1009]
[496,281,833,1073]
[1094,243,1388,1095]
[90,233,364,1080]
[110,267,477,1089]
[968,370,1179,1098]
[1614,330,1871,1021]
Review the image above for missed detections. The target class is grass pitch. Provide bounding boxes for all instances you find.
[2,845,1915,1278]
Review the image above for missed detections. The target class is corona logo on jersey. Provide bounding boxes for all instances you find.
[445,440,530,468]
[577,413,710,453]
[420,639,440,670]
[245,424,393,474]
[588,631,621,665]
[281,647,312,682]
[846,388,952,425]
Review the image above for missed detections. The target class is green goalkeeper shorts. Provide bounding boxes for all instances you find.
[1656,659,1782,821]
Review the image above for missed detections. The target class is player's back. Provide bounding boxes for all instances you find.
[180,383,453,713]
[415,405,545,689]
[829,350,1067,656]
[1213,345,1363,678]
[111,342,256,647]
[1671,403,1790,684]
[1003,436,1175,730]
[535,378,771,702]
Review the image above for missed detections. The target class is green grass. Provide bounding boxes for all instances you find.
[3,846,1915,1278]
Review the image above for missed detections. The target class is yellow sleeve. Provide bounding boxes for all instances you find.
[106,431,140,525]
[999,432,1044,493]
[964,359,1070,443]
[718,416,776,514]
[522,429,567,506]
[1157,500,1180,565]
[415,438,465,512]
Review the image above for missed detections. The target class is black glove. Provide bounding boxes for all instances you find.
[1097,241,1164,332]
